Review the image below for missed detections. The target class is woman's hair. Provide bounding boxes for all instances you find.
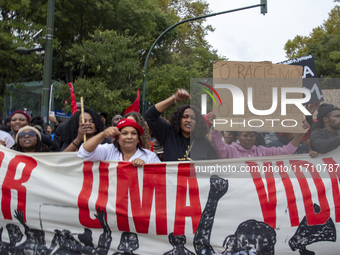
[113,132,146,154]
[62,108,104,145]
[170,105,208,138]
[123,111,151,150]
[11,134,50,152]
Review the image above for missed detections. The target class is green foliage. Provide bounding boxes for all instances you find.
[54,79,130,117]
[0,0,44,116]
[146,43,220,106]
[284,5,340,82]
[1,0,225,118]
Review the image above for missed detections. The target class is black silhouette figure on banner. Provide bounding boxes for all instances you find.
[14,209,57,254]
[0,223,23,254]
[194,175,229,255]
[52,229,82,254]
[78,228,94,248]
[163,232,195,255]
[113,232,139,255]
[194,175,276,255]
[289,204,336,255]
[79,207,112,254]
[223,219,276,255]
[0,207,112,254]
[53,207,112,254]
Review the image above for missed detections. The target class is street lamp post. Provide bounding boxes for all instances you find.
[13,0,55,125]
[141,0,267,115]
[41,0,55,126]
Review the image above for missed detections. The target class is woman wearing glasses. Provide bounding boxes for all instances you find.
[145,88,217,161]
[12,126,50,152]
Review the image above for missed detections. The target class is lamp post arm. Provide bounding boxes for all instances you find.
[141,2,267,115]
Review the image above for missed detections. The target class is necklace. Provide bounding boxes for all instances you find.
[178,139,195,161]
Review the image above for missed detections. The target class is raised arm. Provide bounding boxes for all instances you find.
[63,123,88,152]
[83,127,120,153]
[289,120,311,147]
[154,88,190,113]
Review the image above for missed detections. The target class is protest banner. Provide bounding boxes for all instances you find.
[0,146,339,254]
[278,55,323,104]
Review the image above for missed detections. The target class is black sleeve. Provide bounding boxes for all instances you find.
[310,129,340,153]
[306,115,314,126]
[145,105,171,145]
[53,121,67,149]
[41,134,61,152]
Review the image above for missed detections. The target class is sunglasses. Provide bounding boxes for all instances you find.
[18,130,37,139]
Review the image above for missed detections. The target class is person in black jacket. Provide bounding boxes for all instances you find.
[145,88,217,161]
[310,103,340,154]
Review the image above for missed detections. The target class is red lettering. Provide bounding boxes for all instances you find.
[248,161,277,229]
[322,157,340,222]
[277,161,299,227]
[116,162,167,234]
[290,160,330,225]
[1,155,37,220]
[173,163,201,235]
[78,161,109,228]
[0,151,4,167]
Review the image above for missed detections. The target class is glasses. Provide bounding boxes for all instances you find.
[17,130,37,139]
[182,114,196,120]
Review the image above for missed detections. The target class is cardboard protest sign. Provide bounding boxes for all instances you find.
[279,55,323,104]
[321,89,340,106]
[212,61,307,133]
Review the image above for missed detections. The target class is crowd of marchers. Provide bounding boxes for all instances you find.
[1,88,340,166]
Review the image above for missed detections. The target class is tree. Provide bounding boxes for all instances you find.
[2,0,224,118]
[0,0,44,117]
[284,5,340,82]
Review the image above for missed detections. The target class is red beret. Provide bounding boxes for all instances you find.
[116,118,144,136]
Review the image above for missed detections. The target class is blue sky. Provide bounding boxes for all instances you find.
[205,0,338,63]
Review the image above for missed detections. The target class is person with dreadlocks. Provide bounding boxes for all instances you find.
[145,88,217,161]
[61,107,111,151]
[310,103,340,154]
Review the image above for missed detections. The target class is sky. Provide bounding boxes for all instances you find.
[204,0,338,63]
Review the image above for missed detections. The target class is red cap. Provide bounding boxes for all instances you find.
[116,118,144,136]
[10,110,30,122]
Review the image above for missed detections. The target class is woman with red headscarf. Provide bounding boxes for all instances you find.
[77,119,160,167]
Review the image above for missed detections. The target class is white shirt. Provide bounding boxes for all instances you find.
[0,130,15,148]
[77,143,161,163]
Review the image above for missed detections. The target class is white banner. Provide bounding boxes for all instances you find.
[0,146,339,254]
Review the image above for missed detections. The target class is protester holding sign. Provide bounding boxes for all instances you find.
[310,103,340,154]
[78,118,160,167]
[145,88,217,161]
[210,113,310,159]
